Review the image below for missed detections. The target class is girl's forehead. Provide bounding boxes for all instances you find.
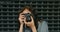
[22,10,31,14]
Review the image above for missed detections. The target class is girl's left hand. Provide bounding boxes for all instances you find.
[24,16,36,29]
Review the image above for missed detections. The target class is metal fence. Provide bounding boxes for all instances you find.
[0,0,60,32]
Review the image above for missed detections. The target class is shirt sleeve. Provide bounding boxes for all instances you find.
[37,21,49,32]
[41,21,49,32]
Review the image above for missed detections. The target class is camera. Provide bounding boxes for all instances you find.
[22,13,31,22]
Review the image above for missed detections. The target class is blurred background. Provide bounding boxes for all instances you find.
[0,0,60,32]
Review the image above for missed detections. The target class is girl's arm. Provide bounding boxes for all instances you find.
[19,24,24,32]
[31,26,37,32]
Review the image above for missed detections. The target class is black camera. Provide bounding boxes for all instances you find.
[22,13,31,22]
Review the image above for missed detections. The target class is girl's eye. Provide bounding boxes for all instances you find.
[21,18,24,20]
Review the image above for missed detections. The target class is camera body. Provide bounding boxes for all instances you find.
[22,13,31,22]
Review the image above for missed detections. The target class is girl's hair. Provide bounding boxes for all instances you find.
[19,6,32,14]
[18,6,38,29]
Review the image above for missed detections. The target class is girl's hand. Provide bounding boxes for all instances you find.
[24,16,36,28]
[18,14,37,32]
[24,16,37,32]
[18,13,25,25]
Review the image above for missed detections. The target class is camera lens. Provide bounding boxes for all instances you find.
[25,13,31,22]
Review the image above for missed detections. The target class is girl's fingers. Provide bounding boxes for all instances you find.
[24,18,31,25]
[31,16,34,22]
[24,17,27,24]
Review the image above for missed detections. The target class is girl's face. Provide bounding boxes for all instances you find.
[20,9,31,17]
[19,9,31,22]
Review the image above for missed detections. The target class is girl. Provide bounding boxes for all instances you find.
[18,6,49,32]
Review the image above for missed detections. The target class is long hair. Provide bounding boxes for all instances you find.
[18,6,38,29]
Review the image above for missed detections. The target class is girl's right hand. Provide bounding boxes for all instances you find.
[18,13,25,25]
